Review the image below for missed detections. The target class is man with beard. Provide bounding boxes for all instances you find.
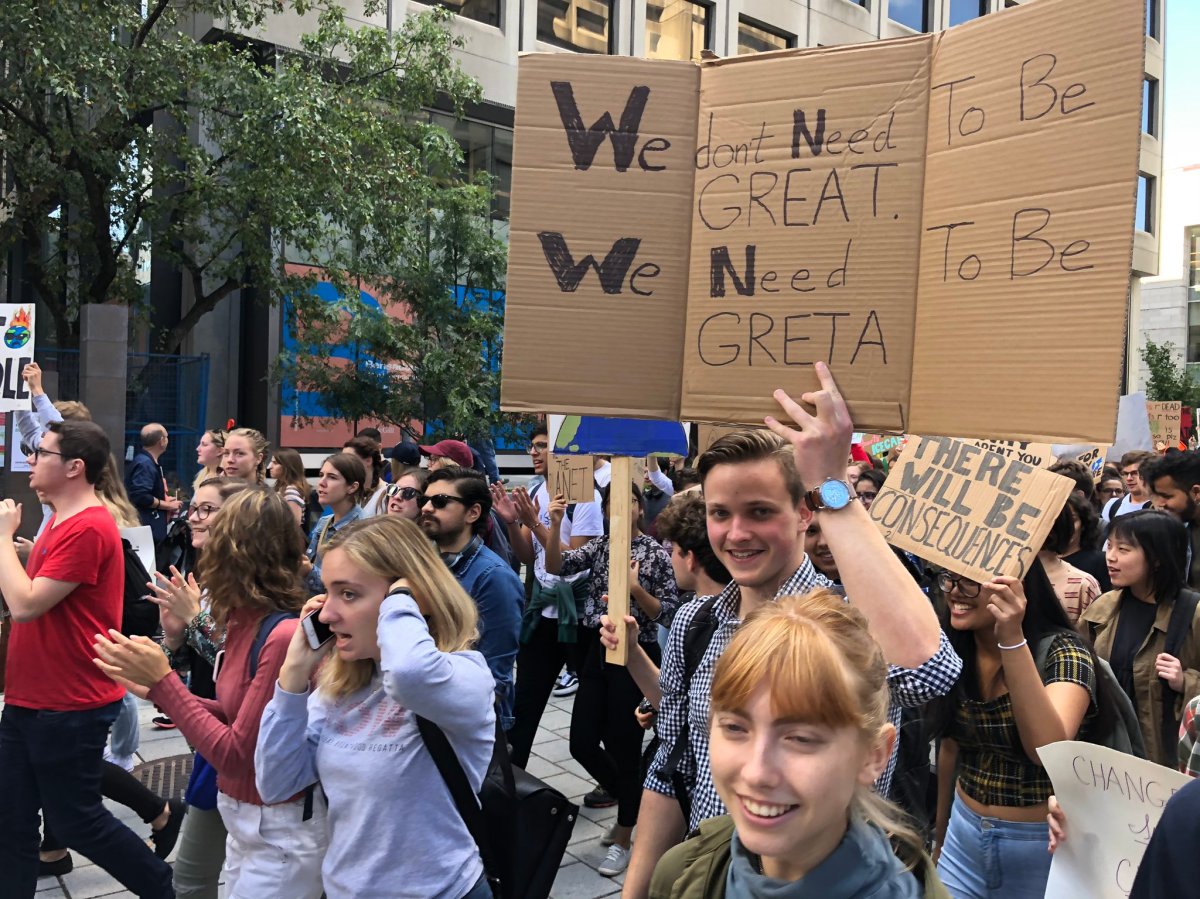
[1144,450,1200,589]
[420,466,524,729]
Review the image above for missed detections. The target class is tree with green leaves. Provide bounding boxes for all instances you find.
[1141,338,1200,409]
[1,0,513,437]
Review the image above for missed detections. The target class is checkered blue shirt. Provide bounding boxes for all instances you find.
[645,560,963,831]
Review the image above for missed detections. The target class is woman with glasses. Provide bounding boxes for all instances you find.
[146,476,248,899]
[303,454,367,595]
[1097,474,1125,506]
[929,562,1102,899]
[385,467,428,521]
[855,468,885,511]
[95,488,324,899]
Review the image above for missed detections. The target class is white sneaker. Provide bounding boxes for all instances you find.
[597,843,630,877]
[103,748,135,772]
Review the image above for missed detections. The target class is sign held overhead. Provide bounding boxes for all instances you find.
[501,0,1144,445]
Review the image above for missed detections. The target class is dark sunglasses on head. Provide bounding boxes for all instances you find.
[418,493,468,510]
[385,484,422,501]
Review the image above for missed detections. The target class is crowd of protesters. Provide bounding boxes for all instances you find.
[2,358,1200,899]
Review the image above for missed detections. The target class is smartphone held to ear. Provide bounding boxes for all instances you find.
[302,609,334,650]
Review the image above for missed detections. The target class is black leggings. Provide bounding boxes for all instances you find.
[41,762,164,852]
[510,617,587,769]
[570,634,661,828]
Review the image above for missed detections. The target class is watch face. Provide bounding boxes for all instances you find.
[818,479,853,510]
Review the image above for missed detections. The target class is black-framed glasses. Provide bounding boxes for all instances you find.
[937,571,981,598]
[187,503,220,521]
[418,493,468,510]
[21,442,65,461]
[528,443,549,453]
[385,484,422,501]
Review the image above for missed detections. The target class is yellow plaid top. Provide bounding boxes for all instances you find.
[952,632,1095,807]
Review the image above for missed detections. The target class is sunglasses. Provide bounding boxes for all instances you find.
[417,493,468,510]
[385,484,422,501]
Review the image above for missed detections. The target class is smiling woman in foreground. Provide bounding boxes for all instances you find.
[649,591,948,899]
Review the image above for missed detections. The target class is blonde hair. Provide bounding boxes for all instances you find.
[317,517,479,699]
[225,427,269,483]
[52,400,91,422]
[710,591,924,869]
[195,486,306,628]
[97,454,140,528]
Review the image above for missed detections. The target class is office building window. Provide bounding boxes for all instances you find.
[737,17,795,55]
[1136,174,1155,234]
[948,0,986,25]
[429,112,513,223]
[538,0,614,53]
[1146,0,1159,39]
[645,0,710,61]
[888,0,929,32]
[1188,227,1200,364]
[411,0,500,27]
[1143,78,1159,137]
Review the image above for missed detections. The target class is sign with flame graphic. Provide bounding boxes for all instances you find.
[0,305,35,413]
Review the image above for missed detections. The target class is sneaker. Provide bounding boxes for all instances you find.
[38,851,73,877]
[583,787,617,809]
[552,671,579,698]
[151,799,187,860]
[597,843,630,877]
[151,715,176,730]
[103,747,135,772]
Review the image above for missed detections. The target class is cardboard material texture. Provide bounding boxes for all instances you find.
[1147,401,1182,448]
[500,0,1144,445]
[606,457,635,666]
[1038,741,1190,899]
[960,439,1054,469]
[547,453,596,505]
[696,423,759,455]
[870,436,1073,583]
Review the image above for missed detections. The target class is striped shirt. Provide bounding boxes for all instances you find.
[645,561,963,829]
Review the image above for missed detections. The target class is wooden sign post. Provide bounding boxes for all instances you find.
[605,456,635,666]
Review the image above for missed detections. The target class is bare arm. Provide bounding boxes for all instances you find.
[934,738,958,860]
[623,790,686,899]
[766,364,941,668]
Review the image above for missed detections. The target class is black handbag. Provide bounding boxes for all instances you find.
[416,715,578,899]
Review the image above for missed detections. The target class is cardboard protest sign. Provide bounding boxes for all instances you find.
[0,305,34,414]
[501,0,1144,445]
[550,414,689,457]
[1147,401,1182,449]
[697,423,761,455]
[864,435,906,460]
[1038,741,1191,899]
[960,439,1054,469]
[870,436,1073,583]
[1072,445,1109,481]
[546,453,596,505]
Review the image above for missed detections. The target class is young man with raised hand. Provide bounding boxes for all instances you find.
[621,364,962,898]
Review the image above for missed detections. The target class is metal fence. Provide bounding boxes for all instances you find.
[38,349,211,493]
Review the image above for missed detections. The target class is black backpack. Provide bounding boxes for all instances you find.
[417,715,577,899]
[120,538,159,639]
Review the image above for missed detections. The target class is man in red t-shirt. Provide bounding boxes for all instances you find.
[0,421,173,899]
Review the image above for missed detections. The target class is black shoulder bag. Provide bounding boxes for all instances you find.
[416,715,577,899]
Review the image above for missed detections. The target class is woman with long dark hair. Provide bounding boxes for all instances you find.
[931,560,1101,899]
[269,448,313,531]
[1080,509,1200,766]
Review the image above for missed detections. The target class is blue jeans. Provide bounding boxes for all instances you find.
[461,874,493,899]
[0,701,174,899]
[937,793,1052,899]
[109,691,141,758]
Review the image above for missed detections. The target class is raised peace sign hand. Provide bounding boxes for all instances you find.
[763,362,854,491]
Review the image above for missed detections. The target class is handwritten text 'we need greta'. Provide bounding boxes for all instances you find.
[537,54,1100,368]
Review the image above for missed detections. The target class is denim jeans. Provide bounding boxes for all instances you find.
[937,793,1052,899]
[0,701,174,899]
[109,691,141,758]
[461,874,494,899]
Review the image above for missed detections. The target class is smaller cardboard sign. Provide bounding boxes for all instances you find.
[960,439,1055,469]
[547,454,596,505]
[1146,401,1182,450]
[870,436,1073,582]
[1073,445,1109,481]
[864,435,906,460]
[1038,741,1191,899]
